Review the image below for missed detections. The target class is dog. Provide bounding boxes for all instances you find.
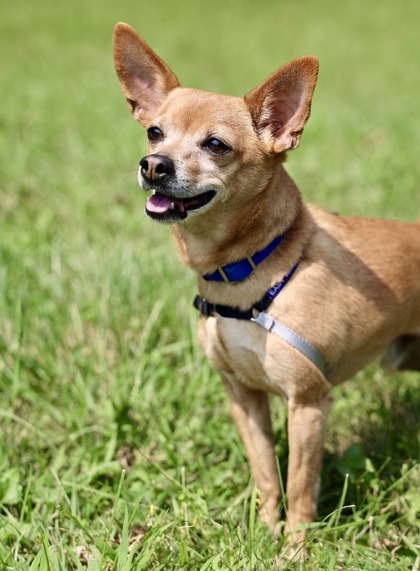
[113,22,420,545]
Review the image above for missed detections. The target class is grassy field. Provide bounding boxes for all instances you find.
[1,0,419,568]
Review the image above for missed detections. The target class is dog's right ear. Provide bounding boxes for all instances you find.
[113,23,180,125]
[245,56,319,154]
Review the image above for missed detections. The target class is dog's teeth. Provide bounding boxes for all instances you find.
[152,190,156,195]
[170,202,175,210]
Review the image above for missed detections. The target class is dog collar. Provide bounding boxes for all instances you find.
[194,259,325,373]
[196,259,299,319]
[203,233,286,284]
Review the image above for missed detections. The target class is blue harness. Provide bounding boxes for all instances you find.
[193,234,326,374]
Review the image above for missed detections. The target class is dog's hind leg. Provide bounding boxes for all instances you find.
[381,333,420,372]
[285,393,332,543]
[222,376,281,532]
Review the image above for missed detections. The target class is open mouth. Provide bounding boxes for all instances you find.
[145,189,217,222]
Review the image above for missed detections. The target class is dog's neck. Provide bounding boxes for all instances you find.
[172,163,304,276]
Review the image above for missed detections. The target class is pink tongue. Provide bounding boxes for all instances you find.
[146,192,172,213]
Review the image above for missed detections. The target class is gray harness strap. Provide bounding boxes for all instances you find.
[194,256,326,375]
[252,311,325,374]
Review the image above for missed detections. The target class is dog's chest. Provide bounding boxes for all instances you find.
[198,315,277,392]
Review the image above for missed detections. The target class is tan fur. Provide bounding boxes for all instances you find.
[113,22,420,547]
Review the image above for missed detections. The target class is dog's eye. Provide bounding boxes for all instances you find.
[147,127,164,142]
[203,138,231,156]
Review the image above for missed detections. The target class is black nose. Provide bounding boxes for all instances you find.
[139,154,175,182]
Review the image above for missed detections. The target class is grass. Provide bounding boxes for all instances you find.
[0,0,419,568]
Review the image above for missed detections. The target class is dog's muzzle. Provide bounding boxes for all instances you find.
[139,154,217,223]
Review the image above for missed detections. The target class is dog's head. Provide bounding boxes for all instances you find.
[113,23,318,225]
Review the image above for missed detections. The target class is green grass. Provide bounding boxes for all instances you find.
[1,0,419,568]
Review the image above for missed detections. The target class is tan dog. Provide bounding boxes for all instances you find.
[113,22,420,544]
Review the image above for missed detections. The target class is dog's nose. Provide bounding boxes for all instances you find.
[139,154,175,182]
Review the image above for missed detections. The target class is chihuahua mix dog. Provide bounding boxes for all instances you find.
[113,23,420,544]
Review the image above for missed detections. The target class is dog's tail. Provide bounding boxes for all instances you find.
[381,333,420,372]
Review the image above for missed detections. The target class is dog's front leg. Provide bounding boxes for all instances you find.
[222,375,281,531]
[285,393,332,543]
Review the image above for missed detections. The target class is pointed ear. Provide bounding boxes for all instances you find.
[244,56,319,153]
[113,23,180,125]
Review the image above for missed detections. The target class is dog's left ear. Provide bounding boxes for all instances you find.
[113,23,180,125]
[245,56,319,153]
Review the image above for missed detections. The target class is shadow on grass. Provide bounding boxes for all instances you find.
[271,371,418,522]
[318,375,419,517]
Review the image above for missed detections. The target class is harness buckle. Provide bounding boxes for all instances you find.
[252,311,275,332]
[194,295,210,316]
